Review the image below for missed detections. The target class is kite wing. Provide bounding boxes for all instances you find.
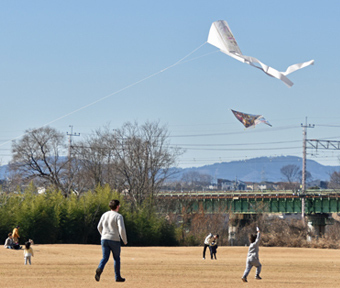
[231,109,272,129]
[255,116,272,127]
[208,20,314,87]
[207,19,242,56]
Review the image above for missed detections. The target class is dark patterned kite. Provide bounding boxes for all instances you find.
[231,109,272,129]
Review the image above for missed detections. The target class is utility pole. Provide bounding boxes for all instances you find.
[66,125,80,177]
[301,117,314,221]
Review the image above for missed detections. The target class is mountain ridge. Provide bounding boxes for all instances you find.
[1,156,339,183]
[171,156,340,182]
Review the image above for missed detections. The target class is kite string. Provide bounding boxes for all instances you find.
[42,41,207,127]
[179,50,219,65]
[160,42,207,72]
[0,42,207,148]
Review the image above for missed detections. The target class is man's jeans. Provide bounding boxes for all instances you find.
[98,240,122,279]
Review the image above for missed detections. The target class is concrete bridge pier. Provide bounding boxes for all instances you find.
[228,225,237,246]
[306,213,331,241]
[228,214,253,246]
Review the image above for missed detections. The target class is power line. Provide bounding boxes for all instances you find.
[173,139,301,146]
[169,125,299,138]
[175,146,301,151]
[315,124,340,128]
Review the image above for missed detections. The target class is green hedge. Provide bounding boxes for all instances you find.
[0,184,178,246]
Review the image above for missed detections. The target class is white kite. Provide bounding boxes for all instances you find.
[207,20,314,87]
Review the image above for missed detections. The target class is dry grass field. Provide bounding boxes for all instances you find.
[1,244,339,288]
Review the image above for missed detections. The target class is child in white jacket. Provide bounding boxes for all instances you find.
[24,241,34,265]
[242,227,262,282]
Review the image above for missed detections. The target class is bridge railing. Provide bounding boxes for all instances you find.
[156,190,340,214]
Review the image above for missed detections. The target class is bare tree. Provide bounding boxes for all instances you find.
[297,170,312,183]
[181,171,213,190]
[280,164,300,183]
[9,121,183,201]
[72,126,124,191]
[181,171,201,190]
[113,121,183,208]
[329,171,340,189]
[72,127,111,189]
[10,126,70,195]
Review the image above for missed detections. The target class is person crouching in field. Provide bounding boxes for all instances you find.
[24,241,34,265]
[203,233,219,259]
[242,227,262,282]
[209,240,218,260]
[95,199,128,283]
[4,233,14,249]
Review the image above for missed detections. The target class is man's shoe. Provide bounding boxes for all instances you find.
[116,278,125,282]
[241,277,247,282]
[95,268,102,282]
[255,275,262,280]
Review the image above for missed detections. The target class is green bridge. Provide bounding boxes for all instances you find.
[157,191,340,214]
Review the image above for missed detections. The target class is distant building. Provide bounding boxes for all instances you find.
[307,180,328,189]
[245,181,282,191]
[258,181,280,191]
[208,184,218,190]
[217,178,246,191]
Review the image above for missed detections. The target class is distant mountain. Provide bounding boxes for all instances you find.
[1,156,339,183]
[170,156,340,183]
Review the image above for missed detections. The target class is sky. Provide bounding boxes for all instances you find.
[1,0,340,169]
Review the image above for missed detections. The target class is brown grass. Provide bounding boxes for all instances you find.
[1,245,340,288]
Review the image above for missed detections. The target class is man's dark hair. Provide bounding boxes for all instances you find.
[215,234,219,238]
[109,199,120,210]
[8,233,12,237]
[250,234,257,243]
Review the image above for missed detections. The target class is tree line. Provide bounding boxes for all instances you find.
[7,121,182,208]
[0,121,185,245]
[2,120,340,247]
[0,184,178,246]
[0,120,229,246]
[280,164,340,190]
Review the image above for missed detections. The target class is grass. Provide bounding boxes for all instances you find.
[1,245,340,288]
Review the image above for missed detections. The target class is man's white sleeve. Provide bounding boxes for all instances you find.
[97,215,103,235]
[118,215,128,245]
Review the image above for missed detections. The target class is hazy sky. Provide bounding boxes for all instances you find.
[1,1,340,168]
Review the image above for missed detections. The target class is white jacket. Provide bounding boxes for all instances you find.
[97,210,128,244]
[204,233,214,245]
[247,232,260,261]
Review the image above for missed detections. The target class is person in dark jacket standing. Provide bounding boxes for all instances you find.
[209,240,218,260]
[95,199,128,283]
